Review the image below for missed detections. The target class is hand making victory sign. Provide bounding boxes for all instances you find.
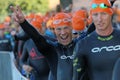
[10,6,25,23]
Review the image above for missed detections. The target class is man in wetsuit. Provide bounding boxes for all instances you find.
[72,0,120,80]
[20,17,50,80]
[86,0,116,35]
[0,23,13,51]
[10,6,85,80]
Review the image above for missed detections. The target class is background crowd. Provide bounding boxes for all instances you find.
[0,0,120,80]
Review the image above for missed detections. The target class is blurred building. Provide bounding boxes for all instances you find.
[72,0,91,12]
[48,0,120,11]
[114,0,120,7]
[48,0,91,12]
[48,0,60,9]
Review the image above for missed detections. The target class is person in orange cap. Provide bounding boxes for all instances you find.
[0,23,13,51]
[31,15,45,35]
[0,23,5,29]
[112,8,120,80]
[25,13,35,22]
[20,16,50,80]
[112,7,120,30]
[0,23,5,37]
[31,20,43,34]
[86,0,117,35]
[115,8,120,22]
[52,12,72,46]
[72,17,86,39]
[11,4,88,80]
[45,17,56,38]
[72,10,88,39]
[73,0,120,80]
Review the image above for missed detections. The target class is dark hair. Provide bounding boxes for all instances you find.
[56,5,62,12]
[110,0,116,6]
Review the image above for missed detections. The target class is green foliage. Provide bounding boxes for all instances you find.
[0,0,49,22]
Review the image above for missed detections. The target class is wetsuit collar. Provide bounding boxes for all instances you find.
[58,40,75,48]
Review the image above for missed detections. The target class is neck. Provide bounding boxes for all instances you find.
[96,25,113,36]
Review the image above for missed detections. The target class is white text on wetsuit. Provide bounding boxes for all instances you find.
[60,54,74,59]
[91,45,120,53]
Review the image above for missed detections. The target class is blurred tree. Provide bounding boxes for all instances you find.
[0,0,49,22]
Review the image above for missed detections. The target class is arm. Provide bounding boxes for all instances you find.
[20,41,33,73]
[112,58,120,80]
[10,6,58,79]
[20,41,28,66]
[19,20,46,43]
[73,41,86,80]
[10,6,54,55]
[20,20,55,55]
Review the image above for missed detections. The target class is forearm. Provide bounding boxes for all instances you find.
[20,20,42,40]
[73,47,85,80]
[73,57,84,80]
[20,46,28,66]
[19,20,49,52]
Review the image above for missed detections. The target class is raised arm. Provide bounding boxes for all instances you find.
[10,7,58,78]
[10,6,53,55]
[10,6,45,42]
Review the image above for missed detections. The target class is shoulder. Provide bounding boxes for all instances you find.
[113,29,120,37]
[77,31,96,44]
[24,39,32,46]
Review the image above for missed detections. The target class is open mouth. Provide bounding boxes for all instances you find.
[60,35,69,40]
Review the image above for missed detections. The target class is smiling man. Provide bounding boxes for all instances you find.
[10,6,83,80]
[53,13,73,45]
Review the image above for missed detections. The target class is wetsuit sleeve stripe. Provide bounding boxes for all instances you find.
[73,42,86,80]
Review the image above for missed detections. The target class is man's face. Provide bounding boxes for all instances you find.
[92,12,112,32]
[54,26,72,46]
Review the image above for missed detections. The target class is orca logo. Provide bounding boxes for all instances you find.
[91,45,120,53]
[60,55,74,59]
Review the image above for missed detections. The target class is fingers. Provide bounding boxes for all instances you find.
[10,6,20,15]
[10,6,14,11]
[10,5,25,23]
[17,6,22,13]
[10,6,18,19]
[10,6,17,13]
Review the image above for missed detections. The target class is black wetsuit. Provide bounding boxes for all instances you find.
[73,29,120,80]
[13,30,29,71]
[87,23,95,35]
[20,39,50,80]
[19,20,81,80]
[0,36,12,51]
